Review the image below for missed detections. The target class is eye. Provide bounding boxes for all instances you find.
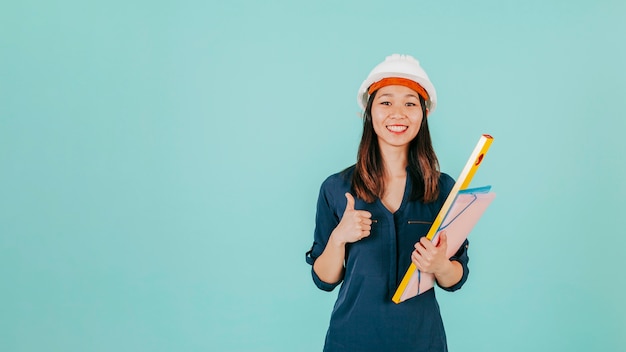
[405,102,416,107]
[380,101,391,106]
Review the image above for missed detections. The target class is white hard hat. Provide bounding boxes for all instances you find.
[357,54,437,114]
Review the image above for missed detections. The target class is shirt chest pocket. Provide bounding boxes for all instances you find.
[407,220,432,225]
[407,220,433,240]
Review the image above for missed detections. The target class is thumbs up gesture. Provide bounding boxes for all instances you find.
[331,193,373,244]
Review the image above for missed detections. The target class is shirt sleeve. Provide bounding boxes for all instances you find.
[305,179,343,292]
[438,239,470,292]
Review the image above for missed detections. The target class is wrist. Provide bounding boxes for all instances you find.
[434,260,462,287]
[434,260,454,278]
[329,230,347,248]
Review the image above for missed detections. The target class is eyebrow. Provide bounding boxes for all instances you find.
[377,93,420,99]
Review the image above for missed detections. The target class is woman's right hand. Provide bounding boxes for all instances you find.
[330,193,373,245]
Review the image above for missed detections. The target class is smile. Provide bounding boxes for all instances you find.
[386,125,408,133]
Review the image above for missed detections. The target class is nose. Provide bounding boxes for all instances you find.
[389,106,405,119]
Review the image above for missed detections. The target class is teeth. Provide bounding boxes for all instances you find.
[387,125,408,132]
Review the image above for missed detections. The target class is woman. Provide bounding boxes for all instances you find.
[305,54,469,352]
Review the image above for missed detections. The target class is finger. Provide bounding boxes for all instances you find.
[411,251,418,264]
[355,231,369,241]
[344,193,355,213]
[356,210,371,219]
[420,236,436,250]
[360,218,373,226]
[436,232,447,248]
[414,242,427,256]
[411,251,425,269]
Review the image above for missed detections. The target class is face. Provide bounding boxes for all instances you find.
[370,85,424,150]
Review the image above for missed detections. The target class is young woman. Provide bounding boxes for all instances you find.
[305,54,469,352]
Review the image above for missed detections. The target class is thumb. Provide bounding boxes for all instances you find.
[344,192,355,213]
[437,231,447,247]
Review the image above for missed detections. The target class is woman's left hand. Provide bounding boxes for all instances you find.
[411,232,450,275]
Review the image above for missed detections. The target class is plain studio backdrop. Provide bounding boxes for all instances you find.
[1,0,625,351]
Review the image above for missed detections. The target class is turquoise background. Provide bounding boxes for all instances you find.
[2,0,625,351]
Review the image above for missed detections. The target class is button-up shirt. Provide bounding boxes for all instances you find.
[306,166,469,352]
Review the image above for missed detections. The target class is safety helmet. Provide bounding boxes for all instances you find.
[357,54,437,114]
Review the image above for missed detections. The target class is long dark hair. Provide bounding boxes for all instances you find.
[351,90,441,203]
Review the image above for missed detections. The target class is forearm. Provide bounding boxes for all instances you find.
[313,232,346,285]
[434,259,463,288]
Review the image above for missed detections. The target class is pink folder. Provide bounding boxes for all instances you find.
[399,186,496,300]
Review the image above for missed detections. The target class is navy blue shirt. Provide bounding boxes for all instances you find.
[306,166,469,352]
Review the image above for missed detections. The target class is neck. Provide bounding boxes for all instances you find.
[379,144,408,178]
